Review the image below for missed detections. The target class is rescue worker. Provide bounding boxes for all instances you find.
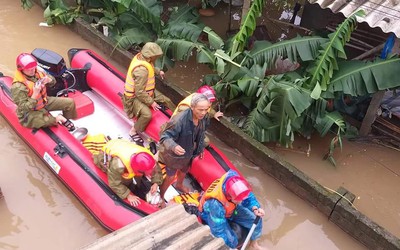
[122,42,174,147]
[92,138,162,207]
[199,170,265,249]
[11,53,77,130]
[158,93,211,205]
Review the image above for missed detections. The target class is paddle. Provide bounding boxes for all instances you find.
[240,216,261,250]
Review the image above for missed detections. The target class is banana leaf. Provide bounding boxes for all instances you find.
[305,11,363,91]
[244,76,312,146]
[114,28,154,49]
[128,0,162,34]
[246,36,328,69]
[203,26,224,50]
[163,6,204,42]
[314,111,345,137]
[328,57,400,96]
[163,22,204,42]
[230,0,264,55]
[168,5,199,24]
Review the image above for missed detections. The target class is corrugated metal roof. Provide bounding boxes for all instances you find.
[81,204,229,250]
[308,0,400,37]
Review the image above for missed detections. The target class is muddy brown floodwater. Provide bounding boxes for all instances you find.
[0,0,367,249]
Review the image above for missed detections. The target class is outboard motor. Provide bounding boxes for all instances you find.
[31,48,90,96]
[32,48,67,77]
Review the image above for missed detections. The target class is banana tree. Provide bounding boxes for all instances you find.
[225,10,400,165]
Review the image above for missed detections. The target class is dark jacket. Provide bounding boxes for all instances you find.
[159,108,210,171]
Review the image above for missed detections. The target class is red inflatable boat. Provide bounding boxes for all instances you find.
[0,48,241,231]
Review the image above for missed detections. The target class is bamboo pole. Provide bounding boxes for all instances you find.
[353,43,385,60]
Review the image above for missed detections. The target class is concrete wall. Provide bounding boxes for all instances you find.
[29,1,400,248]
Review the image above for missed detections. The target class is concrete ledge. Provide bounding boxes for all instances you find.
[30,1,400,248]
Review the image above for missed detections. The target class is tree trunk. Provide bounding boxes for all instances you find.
[240,0,251,25]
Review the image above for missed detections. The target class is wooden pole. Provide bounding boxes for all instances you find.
[228,0,232,32]
[359,90,386,136]
[241,0,251,25]
[353,43,385,60]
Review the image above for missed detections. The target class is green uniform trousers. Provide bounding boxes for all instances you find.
[22,96,76,129]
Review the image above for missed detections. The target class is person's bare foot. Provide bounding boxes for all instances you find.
[159,201,166,209]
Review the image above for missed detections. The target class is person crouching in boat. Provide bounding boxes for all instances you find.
[11,53,77,131]
[158,93,211,206]
[122,42,175,147]
[92,139,162,207]
[198,170,265,250]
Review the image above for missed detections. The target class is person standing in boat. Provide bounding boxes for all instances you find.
[166,85,223,147]
[11,53,77,131]
[92,138,162,207]
[122,42,174,147]
[198,169,265,250]
[158,93,211,204]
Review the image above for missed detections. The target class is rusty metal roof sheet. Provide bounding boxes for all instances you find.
[308,0,400,37]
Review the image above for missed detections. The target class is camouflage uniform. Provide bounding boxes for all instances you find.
[11,74,77,129]
[93,153,163,199]
[122,43,174,132]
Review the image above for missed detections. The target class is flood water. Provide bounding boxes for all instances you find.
[0,0,366,249]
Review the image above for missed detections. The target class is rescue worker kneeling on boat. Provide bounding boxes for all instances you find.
[11,53,77,130]
[92,139,162,207]
[198,170,265,249]
[122,42,175,147]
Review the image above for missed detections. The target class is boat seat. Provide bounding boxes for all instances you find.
[66,91,94,119]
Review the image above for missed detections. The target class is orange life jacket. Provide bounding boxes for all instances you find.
[13,68,48,110]
[198,173,236,217]
[124,53,155,98]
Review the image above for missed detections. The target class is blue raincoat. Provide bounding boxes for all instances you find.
[199,170,263,248]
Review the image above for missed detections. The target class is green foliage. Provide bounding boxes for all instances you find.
[202,26,224,50]
[244,76,312,146]
[230,0,264,55]
[328,57,400,96]
[128,0,162,34]
[245,36,328,70]
[305,10,364,92]
[21,0,34,9]
[163,6,204,42]
[43,0,80,25]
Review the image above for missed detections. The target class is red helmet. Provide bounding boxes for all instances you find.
[130,152,156,176]
[16,53,38,71]
[197,85,216,103]
[225,176,251,202]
